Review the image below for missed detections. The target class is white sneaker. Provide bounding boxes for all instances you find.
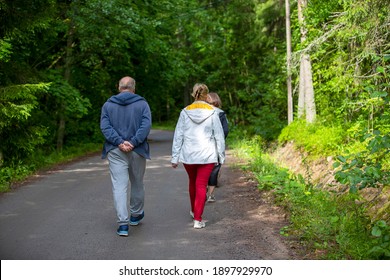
[207,195,216,203]
[193,220,205,229]
[190,210,194,219]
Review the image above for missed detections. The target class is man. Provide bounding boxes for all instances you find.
[100,76,151,237]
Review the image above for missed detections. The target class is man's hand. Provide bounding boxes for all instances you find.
[171,163,178,168]
[119,141,134,152]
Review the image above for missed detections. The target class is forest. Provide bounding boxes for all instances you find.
[0,0,389,259]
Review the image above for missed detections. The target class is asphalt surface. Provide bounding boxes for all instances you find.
[0,129,258,260]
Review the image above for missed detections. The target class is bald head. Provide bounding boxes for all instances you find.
[118,76,136,92]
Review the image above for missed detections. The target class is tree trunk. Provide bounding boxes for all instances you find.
[298,57,306,118]
[166,95,170,121]
[57,19,74,152]
[56,108,65,152]
[303,54,316,123]
[285,0,293,124]
[297,0,316,123]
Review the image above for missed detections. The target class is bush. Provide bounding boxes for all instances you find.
[333,130,390,193]
[278,119,346,157]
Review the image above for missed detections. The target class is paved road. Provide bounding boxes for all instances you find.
[0,130,289,260]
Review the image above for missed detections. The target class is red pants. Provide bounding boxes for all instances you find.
[183,163,215,221]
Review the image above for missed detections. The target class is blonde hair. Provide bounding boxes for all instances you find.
[207,92,222,108]
[191,83,209,100]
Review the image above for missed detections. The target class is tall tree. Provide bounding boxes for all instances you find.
[285,0,293,124]
[297,0,316,123]
[0,0,56,164]
[57,7,75,152]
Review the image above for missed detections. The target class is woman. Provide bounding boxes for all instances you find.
[206,92,229,202]
[171,83,225,229]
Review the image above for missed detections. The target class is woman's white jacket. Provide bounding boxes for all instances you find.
[171,101,225,165]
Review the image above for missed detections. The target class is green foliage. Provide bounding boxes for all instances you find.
[230,132,389,259]
[0,39,12,62]
[43,70,91,119]
[0,164,30,191]
[1,0,388,152]
[0,0,389,258]
[278,119,346,157]
[228,128,265,156]
[369,220,390,259]
[334,130,390,193]
[0,83,50,164]
[302,0,390,128]
[0,142,101,192]
[0,0,57,37]
[165,0,288,137]
[0,84,49,126]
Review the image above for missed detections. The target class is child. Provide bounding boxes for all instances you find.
[206,92,229,202]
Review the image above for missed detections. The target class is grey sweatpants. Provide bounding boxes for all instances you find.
[107,148,146,226]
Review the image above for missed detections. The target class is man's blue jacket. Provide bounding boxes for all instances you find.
[100,91,152,159]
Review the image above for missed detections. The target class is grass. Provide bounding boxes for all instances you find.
[152,121,176,131]
[278,119,346,159]
[0,142,101,193]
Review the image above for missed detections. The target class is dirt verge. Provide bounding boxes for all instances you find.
[218,150,306,259]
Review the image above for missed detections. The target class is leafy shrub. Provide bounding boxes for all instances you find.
[334,130,390,193]
[278,119,346,157]
[0,83,50,165]
[369,220,390,259]
[0,164,34,192]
